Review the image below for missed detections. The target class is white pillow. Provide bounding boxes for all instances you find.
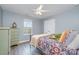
[68,34,79,49]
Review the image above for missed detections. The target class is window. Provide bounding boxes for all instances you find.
[24,21,32,27]
[24,19,32,35]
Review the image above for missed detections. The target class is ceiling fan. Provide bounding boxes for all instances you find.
[33,5,48,16]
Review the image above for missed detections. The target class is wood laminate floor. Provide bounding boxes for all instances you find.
[10,43,41,55]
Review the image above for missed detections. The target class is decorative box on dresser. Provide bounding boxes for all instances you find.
[0,27,10,55]
[11,28,19,46]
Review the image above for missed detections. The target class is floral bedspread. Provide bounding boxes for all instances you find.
[37,36,79,55]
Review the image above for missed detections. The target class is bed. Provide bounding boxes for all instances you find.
[30,30,79,55]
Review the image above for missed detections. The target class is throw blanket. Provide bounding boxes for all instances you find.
[37,36,79,55]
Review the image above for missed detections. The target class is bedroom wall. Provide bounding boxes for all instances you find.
[54,5,79,33]
[0,6,3,26]
[2,10,44,41]
[32,19,44,35]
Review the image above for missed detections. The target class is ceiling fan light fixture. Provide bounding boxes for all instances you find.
[33,5,48,16]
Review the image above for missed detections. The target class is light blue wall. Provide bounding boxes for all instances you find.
[2,10,44,41]
[54,6,79,33]
[32,19,44,35]
[0,6,2,26]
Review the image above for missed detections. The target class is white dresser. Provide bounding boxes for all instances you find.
[0,27,10,55]
[11,28,19,46]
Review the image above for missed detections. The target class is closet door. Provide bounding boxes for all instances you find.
[0,30,9,55]
[44,19,55,34]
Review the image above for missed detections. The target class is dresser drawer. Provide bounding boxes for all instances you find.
[10,28,19,46]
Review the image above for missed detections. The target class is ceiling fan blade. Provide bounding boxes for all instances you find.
[38,12,42,15]
[37,5,43,10]
[40,10,49,12]
[35,11,42,15]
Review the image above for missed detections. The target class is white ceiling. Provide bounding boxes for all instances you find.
[0,4,78,20]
